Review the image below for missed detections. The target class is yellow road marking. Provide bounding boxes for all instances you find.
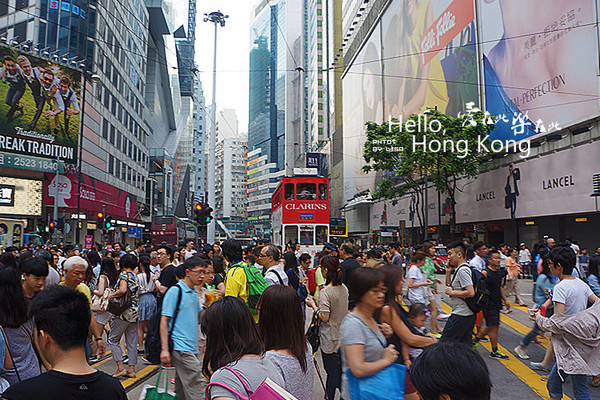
[439,302,566,400]
[121,365,159,388]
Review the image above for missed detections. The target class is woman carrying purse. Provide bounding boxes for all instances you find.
[107,254,139,378]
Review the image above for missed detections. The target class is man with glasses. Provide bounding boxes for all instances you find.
[60,256,106,359]
[155,245,176,299]
[39,68,65,135]
[160,258,207,400]
[259,244,288,286]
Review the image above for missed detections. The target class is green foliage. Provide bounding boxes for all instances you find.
[362,108,496,226]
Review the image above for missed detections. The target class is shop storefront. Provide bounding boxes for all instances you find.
[44,172,141,245]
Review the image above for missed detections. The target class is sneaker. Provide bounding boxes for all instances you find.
[489,351,509,360]
[437,313,450,321]
[164,363,175,370]
[122,355,129,364]
[478,337,489,342]
[472,340,479,350]
[514,346,530,360]
[530,362,551,372]
[88,355,99,364]
[430,333,442,339]
[141,355,154,364]
[138,349,145,355]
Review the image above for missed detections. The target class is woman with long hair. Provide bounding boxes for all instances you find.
[0,265,41,385]
[284,251,308,303]
[136,254,156,352]
[203,297,284,399]
[378,262,439,400]
[93,257,119,328]
[107,254,139,378]
[259,285,314,400]
[305,254,348,400]
[87,249,102,278]
[210,257,226,297]
[406,250,441,334]
[340,267,399,399]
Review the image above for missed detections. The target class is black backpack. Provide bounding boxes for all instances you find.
[452,264,490,313]
[144,286,182,364]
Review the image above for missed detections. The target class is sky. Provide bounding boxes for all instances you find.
[192,0,255,132]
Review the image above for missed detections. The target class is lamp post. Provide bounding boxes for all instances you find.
[74,67,100,245]
[203,10,228,244]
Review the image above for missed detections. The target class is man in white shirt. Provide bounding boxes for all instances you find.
[469,241,488,272]
[544,245,597,400]
[259,244,288,286]
[183,240,197,260]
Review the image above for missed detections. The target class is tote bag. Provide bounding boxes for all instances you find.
[346,364,406,400]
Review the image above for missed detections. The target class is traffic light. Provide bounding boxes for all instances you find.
[49,220,56,233]
[105,215,113,229]
[204,204,213,224]
[97,212,104,229]
[193,203,213,225]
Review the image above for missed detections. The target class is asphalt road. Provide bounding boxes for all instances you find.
[103,277,599,400]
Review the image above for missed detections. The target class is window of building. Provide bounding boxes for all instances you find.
[102,118,108,139]
[110,125,116,145]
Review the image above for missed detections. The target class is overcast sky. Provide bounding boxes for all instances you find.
[193,0,255,132]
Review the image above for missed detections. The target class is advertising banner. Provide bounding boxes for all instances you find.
[454,143,600,223]
[480,0,599,141]
[43,173,138,220]
[343,0,479,203]
[0,46,81,170]
[342,20,383,202]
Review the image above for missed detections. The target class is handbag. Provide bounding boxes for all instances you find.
[91,288,111,312]
[205,366,296,400]
[139,365,178,399]
[107,286,132,315]
[305,311,321,353]
[346,364,407,400]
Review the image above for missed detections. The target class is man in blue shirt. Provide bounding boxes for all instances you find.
[160,257,206,400]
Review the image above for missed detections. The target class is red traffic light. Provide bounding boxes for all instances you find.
[97,212,104,219]
[195,204,203,211]
[49,221,55,228]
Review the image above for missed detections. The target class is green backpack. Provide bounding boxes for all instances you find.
[232,261,268,314]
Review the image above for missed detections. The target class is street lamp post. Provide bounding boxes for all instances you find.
[203,10,228,244]
[75,67,100,245]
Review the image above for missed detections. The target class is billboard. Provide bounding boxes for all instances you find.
[480,0,600,141]
[0,177,42,216]
[342,0,479,203]
[342,20,383,202]
[381,0,478,117]
[0,47,81,171]
[454,142,600,223]
[43,173,137,220]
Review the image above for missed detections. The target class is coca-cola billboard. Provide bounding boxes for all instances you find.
[44,173,137,220]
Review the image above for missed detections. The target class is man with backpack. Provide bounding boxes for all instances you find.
[473,250,511,359]
[223,239,268,323]
[159,257,207,400]
[440,241,476,346]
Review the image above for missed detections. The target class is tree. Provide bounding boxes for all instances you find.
[362,107,496,239]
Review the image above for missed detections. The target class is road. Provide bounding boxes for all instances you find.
[99,277,599,400]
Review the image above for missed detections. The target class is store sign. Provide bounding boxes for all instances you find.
[43,173,137,220]
[0,184,15,206]
[575,217,588,223]
[454,142,600,223]
[86,222,97,230]
[85,235,93,249]
[0,177,42,216]
[128,227,142,238]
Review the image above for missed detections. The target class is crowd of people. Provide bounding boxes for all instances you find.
[0,235,598,400]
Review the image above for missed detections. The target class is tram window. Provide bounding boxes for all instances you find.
[318,183,328,201]
[297,183,317,200]
[284,226,298,244]
[284,183,294,201]
[299,226,314,245]
[316,225,328,245]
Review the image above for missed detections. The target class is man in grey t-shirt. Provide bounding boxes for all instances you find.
[440,241,476,346]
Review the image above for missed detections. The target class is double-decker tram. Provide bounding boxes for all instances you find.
[271,172,329,258]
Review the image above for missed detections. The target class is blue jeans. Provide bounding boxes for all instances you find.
[547,362,591,400]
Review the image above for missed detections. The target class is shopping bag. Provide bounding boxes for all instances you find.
[346,364,406,400]
[206,367,297,400]
[139,366,178,400]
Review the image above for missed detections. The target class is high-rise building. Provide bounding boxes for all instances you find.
[248,0,305,235]
[192,73,206,202]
